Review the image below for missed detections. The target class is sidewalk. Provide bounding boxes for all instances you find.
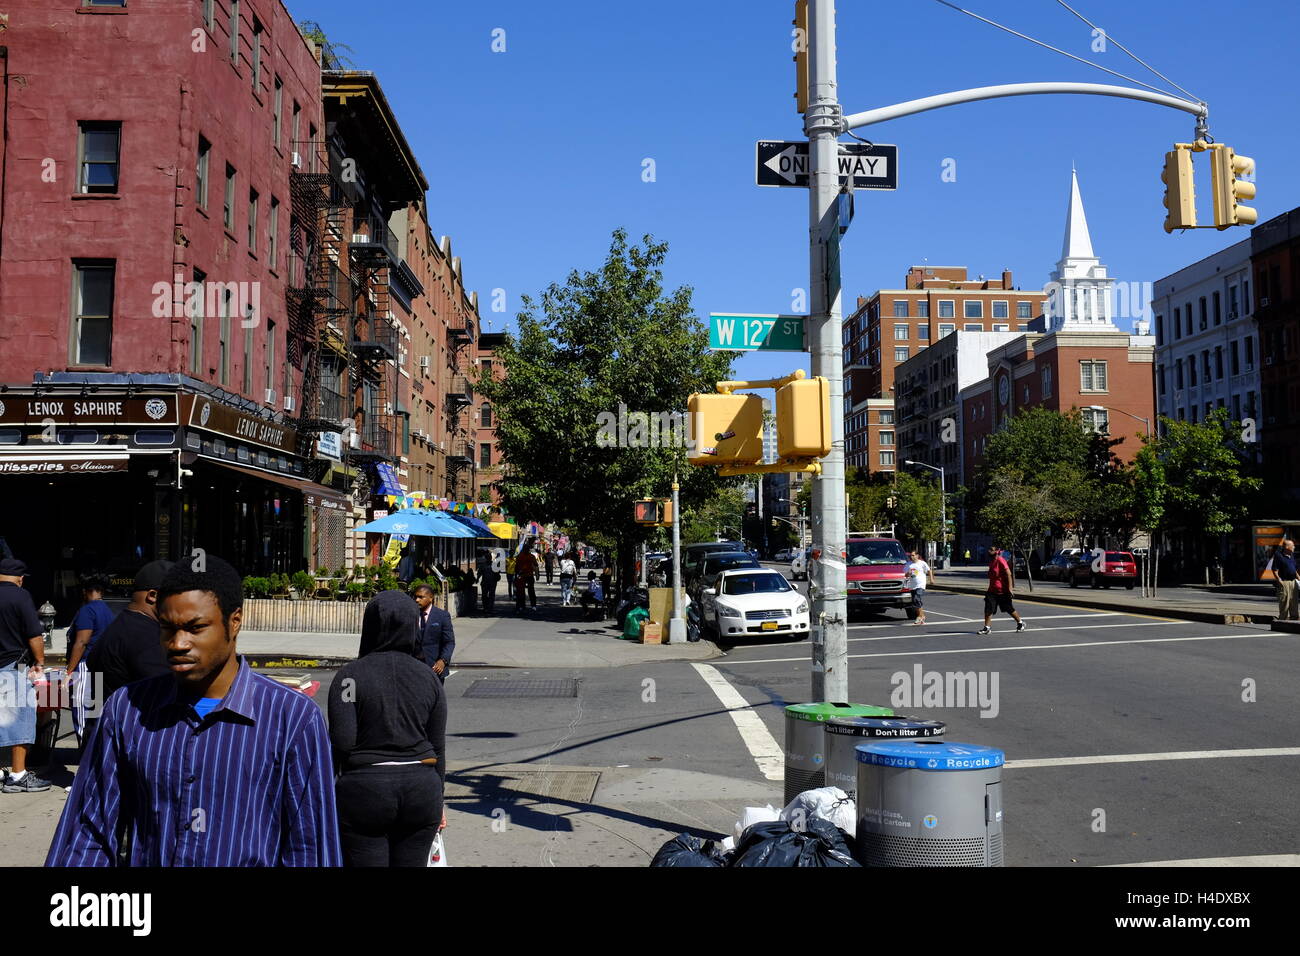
[933,567,1278,625]
[237,576,719,668]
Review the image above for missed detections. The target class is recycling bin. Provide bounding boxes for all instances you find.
[855,739,1005,867]
[824,716,946,800]
[783,702,893,807]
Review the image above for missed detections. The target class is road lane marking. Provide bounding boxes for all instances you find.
[691,662,784,781]
[1006,747,1300,769]
[915,611,1124,623]
[1110,854,1300,867]
[718,630,1279,664]
[845,621,1182,642]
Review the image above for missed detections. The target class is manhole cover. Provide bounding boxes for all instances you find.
[462,679,580,699]
[445,770,601,803]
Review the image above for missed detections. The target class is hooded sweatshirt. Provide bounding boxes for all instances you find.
[327,590,446,777]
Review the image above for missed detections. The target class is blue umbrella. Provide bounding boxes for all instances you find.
[353,509,477,538]
[449,513,501,538]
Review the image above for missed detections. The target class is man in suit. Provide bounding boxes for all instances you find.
[412,585,454,681]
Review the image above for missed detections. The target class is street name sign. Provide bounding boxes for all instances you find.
[756,141,898,189]
[709,314,806,351]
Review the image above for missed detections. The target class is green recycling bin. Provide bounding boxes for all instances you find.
[784,702,893,806]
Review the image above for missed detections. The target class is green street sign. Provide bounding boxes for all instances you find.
[709,314,806,351]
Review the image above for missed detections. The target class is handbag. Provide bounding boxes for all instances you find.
[427,831,448,867]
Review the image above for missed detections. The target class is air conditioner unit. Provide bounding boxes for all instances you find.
[265,389,276,405]
[283,395,295,412]
[383,402,393,415]
[291,152,303,169]
[419,356,430,369]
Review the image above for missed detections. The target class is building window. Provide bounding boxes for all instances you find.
[893,300,909,318]
[938,300,955,318]
[1017,301,1032,319]
[938,323,955,339]
[1230,340,1239,376]
[273,77,283,146]
[196,136,211,209]
[894,324,909,340]
[224,163,237,231]
[1245,335,1254,370]
[203,0,214,32]
[917,324,930,341]
[83,0,126,6]
[247,188,259,249]
[480,443,492,469]
[268,197,279,267]
[917,300,930,318]
[1081,407,1108,433]
[1189,356,1197,386]
[993,324,1009,332]
[229,0,240,65]
[879,451,895,467]
[265,320,276,399]
[1212,291,1221,325]
[291,101,302,152]
[1202,350,1211,381]
[878,410,894,424]
[1199,297,1208,330]
[219,289,232,385]
[1184,302,1192,335]
[880,431,894,447]
[1215,346,1224,380]
[251,18,263,91]
[481,404,493,428]
[1172,306,1181,340]
[992,300,1009,319]
[963,323,981,332]
[1228,285,1239,318]
[78,122,121,194]
[243,322,254,394]
[1042,365,1052,397]
[189,268,205,375]
[308,124,319,171]
[1157,365,1165,397]
[964,301,982,319]
[72,261,114,365]
[1155,314,1163,345]
[1080,360,1108,392]
[1232,394,1241,421]
[894,347,909,363]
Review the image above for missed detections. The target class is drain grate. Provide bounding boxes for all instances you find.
[444,770,601,804]
[462,678,580,699]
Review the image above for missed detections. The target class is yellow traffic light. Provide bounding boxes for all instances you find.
[687,393,765,466]
[1210,146,1257,229]
[776,375,831,459]
[793,0,809,114]
[1161,147,1196,233]
[633,499,674,525]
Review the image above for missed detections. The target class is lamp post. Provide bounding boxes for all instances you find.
[1088,404,1151,438]
[903,459,946,569]
[779,498,808,547]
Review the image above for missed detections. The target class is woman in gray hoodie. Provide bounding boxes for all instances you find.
[328,590,447,866]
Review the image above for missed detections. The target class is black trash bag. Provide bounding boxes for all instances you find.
[650,833,729,867]
[729,817,860,867]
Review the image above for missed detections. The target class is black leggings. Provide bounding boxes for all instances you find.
[336,764,444,867]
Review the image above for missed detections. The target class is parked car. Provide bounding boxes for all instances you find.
[1038,551,1076,582]
[845,537,914,617]
[1067,550,1137,589]
[698,568,810,640]
[790,547,813,581]
[682,541,746,584]
[773,548,793,563]
[688,552,761,602]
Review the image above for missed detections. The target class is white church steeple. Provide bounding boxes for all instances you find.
[1045,169,1117,332]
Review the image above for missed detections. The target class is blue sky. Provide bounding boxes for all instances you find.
[288,0,1300,383]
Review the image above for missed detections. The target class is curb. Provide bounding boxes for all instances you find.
[1270,620,1300,634]
[931,581,1276,626]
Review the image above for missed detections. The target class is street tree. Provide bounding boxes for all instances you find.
[975,464,1078,593]
[474,229,738,587]
[892,471,944,551]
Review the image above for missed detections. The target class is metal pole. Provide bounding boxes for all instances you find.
[807,0,847,703]
[939,464,947,570]
[668,473,686,643]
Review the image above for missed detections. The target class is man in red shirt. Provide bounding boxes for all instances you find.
[979,544,1026,635]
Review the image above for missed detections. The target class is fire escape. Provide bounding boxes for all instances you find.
[347,213,400,465]
[287,145,352,483]
[445,305,475,499]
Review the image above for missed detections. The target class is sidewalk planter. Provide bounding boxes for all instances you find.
[241,598,366,633]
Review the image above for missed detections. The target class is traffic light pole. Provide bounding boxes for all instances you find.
[668,473,686,643]
[807,0,848,703]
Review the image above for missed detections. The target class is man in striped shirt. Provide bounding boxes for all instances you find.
[46,555,341,867]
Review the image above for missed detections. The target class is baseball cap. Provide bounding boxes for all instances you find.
[132,559,175,592]
[0,558,28,576]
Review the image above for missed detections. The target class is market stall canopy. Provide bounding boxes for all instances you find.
[353,509,477,538]
[486,521,518,539]
[450,513,500,538]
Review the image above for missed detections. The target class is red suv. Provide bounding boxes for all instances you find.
[1068,551,1137,589]
[842,536,913,616]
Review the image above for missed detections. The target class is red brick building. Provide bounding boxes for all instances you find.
[1251,207,1300,506]
[473,331,506,506]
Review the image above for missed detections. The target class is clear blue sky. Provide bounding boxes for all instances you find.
[289,0,1300,384]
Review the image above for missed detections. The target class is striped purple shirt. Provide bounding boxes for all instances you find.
[46,656,341,867]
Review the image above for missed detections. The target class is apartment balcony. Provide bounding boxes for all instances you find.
[351,316,398,366]
[448,315,475,343]
[446,375,473,406]
[350,216,401,266]
[318,385,348,423]
[351,416,396,462]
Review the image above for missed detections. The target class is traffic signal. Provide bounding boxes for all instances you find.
[687,393,765,466]
[793,1,809,114]
[1209,146,1257,229]
[633,499,673,526]
[1161,147,1196,233]
[776,375,831,460]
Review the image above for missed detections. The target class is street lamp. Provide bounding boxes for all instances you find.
[779,498,808,546]
[1088,405,1151,437]
[903,459,946,569]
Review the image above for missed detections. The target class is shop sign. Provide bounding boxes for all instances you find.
[0,456,129,475]
[0,394,178,426]
[183,396,296,453]
[317,431,342,460]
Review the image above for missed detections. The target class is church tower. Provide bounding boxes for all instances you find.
[1044,169,1119,332]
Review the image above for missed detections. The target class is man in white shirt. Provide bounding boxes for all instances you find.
[904,551,933,625]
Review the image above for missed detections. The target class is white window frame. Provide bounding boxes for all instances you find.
[964,300,983,319]
[938,300,955,319]
[992,300,1009,319]
[1080,360,1108,393]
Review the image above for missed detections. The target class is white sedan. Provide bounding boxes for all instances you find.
[699,569,810,640]
[790,547,812,581]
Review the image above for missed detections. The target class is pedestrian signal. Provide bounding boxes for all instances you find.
[687,393,765,466]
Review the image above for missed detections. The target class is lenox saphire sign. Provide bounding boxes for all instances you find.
[0,395,178,425]
[183,396,295,454]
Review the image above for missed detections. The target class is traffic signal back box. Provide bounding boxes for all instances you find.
[687,393,765,465]
[776,376,831,459]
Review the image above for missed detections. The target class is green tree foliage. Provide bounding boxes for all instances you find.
[1143,408,1260,537]
[681,485,748,545]
[892,471,944,549]
[473,229,738,581]
[976,465,1077,592]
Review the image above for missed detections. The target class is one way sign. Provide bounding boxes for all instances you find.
[755,140,898,190]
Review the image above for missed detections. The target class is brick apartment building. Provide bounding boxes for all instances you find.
[473,330,506,506]
[1251,207,1300,507]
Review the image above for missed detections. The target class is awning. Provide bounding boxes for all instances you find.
[449,513,499,538]
[487,521,518,540]
[199,458,351,510]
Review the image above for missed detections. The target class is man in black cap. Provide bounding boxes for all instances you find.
[86,560,175,708]
[0,557,51,793]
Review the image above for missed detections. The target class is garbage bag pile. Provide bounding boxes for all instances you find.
[650,787,861,867]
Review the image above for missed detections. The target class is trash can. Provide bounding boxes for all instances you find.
[855,739,1005,867]
[784,702,893,806]
[824,716,946,800]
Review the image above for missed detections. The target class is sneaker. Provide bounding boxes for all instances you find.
[3,771,52,793]
[1015,621,1027,632]
[977,626,991,635]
